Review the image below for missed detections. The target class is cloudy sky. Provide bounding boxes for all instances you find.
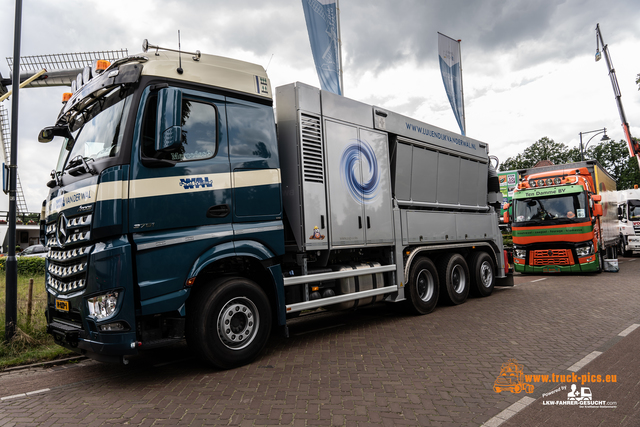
[0,0,639,211]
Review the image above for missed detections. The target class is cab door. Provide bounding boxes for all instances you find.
[129,86,232,311]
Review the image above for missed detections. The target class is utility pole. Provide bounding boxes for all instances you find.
[5,0,22,341]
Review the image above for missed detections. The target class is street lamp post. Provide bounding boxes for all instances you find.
[579,128,610,161]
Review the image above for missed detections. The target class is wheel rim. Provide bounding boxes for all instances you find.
[451,264,466,294]
[479,261,493,288]
[416,268,435,302]
[217,297,259,350]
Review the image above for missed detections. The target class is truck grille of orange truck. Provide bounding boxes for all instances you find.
[530,249,573,266]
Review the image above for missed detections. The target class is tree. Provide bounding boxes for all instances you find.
[586,138,640,190]
[500,137,580,171]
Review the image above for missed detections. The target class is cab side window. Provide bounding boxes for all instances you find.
[142,94,218,162]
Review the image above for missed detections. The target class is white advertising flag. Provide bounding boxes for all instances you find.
[438,32,465,135]
[301,0,343,95]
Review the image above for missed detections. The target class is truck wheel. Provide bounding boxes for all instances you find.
[469,252,495,297]
[438,253,470,305]
[186,277,272,369]
[406,257,439,315]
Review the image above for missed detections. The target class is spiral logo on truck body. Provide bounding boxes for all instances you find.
[340,139,380,204]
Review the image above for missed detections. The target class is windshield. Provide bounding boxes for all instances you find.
[58,88,133,172]
[629,200,640,221]
[514,192,588,223]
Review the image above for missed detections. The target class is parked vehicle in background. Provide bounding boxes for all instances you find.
[498,169,519,228]
[616,187,640,256]
[17,244,48,258]
[506,160,618,273]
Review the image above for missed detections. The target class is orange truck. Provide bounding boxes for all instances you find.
[505,161,618,273]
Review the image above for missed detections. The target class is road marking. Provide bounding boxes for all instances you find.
[530,278,547,282]
[568,351,603,372]
[1,388,49,401]
[628,259,637,262]
[482,396,536,426]
[485,322,640,425]
[619,324,640,337]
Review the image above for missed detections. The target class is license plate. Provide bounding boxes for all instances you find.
[542,267,560,273]
[55,299,69,311]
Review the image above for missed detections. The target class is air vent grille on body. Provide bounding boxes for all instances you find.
[300,113,324,183]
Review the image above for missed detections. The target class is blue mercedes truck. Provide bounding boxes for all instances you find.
[40,41,509,369]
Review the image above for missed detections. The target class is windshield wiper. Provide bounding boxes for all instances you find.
[65,155,96,177]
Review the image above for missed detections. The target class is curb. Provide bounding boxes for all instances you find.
[1,355,87,373]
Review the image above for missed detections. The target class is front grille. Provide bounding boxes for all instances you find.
[46,213,92,295]
[530,249,574,266]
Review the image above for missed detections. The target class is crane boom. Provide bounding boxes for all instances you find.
[595,23,640,169]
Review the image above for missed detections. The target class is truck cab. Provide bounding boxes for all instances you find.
[41,51,285,365]
[616,188,640,256]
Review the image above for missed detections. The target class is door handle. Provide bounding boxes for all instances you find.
[207,204,230,218]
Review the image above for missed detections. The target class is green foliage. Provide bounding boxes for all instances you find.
[0,257,46,276]
[0,274,74,368]
[500,137,581,171]
[502,230,512,247]
[587,138,640,190]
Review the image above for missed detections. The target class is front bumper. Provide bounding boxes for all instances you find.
[47,316,137,362]
[626,236,640,251]
[513,253,600,273]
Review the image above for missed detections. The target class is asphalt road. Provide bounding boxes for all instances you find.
[1,256,639,426]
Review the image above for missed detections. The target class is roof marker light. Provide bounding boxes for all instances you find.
[94,60,110,74]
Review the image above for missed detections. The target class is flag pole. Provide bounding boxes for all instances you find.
[336,0,344,95]
[458,38,466,136]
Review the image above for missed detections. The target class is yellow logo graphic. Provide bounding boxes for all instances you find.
[494,359,535,394]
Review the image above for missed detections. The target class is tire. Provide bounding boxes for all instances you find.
[437,253,470,305]
[469,252,495,297]
[406,257,439,315]
[186,277,272,369]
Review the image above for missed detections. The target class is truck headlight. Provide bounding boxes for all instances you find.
[87,292,120,320]
[514,248,526,259]
[576,244,593,257]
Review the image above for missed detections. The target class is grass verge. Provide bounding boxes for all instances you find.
[0,274,74,369]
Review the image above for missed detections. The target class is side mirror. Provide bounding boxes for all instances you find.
[156,87,183,152]
[503,210,510,224]
[38,125,75,149]
[593,203,603,217]
[591,194,602,202]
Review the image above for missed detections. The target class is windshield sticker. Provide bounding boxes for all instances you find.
[577,209,586,218]
[517,216,525,222]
